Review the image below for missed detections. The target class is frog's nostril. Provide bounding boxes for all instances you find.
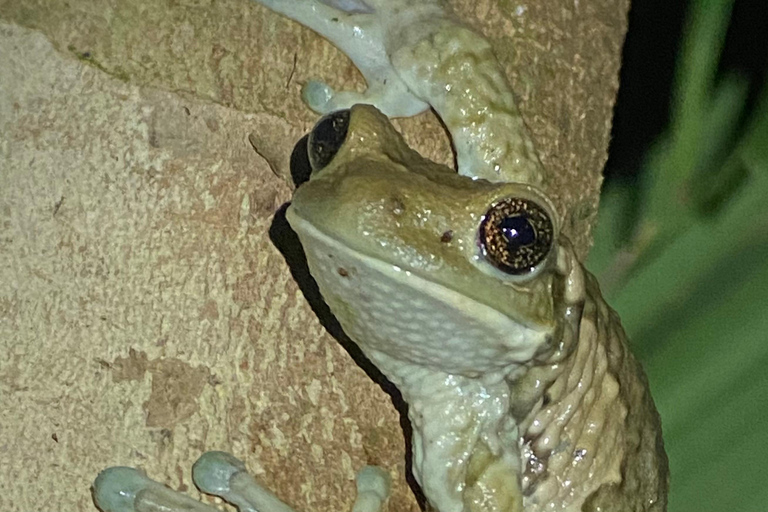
[308,109,351,172]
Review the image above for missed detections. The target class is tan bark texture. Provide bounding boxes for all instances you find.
[0,0,628,510]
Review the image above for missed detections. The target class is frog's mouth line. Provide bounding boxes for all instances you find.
[286,206,553,363]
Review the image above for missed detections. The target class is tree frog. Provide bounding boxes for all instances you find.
[93,1,669,511]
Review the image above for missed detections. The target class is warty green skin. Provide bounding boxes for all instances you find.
[288,105,668,512]
[91,1,668,511]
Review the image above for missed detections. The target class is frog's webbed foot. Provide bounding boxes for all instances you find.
[93,451,391,512]
[253,0,429,117]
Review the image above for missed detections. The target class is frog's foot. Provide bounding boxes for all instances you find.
[253,0,429,117]
[93,451,391,512]
[300,79,425,118]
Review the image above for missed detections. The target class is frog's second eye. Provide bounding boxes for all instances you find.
[479,198,554,276]
[308,109,350,172]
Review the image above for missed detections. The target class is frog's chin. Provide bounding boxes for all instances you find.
[287,208,553,376]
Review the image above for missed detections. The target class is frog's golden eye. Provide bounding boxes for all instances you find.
[308,109,350,171]
[479,198,554,275]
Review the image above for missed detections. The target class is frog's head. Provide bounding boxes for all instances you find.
[287,105,571,378]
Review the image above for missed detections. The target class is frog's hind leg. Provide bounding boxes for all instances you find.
[253,0,429,117]
[93,451,391,512]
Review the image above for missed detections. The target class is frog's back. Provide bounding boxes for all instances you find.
[517,272,669,511]
[583,292,669,511]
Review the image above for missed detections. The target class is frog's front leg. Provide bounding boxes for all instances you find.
[256,0,543,185]
[255,0,430,117]
[93,452,390,512]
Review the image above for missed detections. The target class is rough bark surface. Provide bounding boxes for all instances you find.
[0,0,628,510]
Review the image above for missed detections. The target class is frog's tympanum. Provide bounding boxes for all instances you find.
[93,1,668,511]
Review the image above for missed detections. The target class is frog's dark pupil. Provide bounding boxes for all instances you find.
[500,216,536,247]
[478,197,554,276]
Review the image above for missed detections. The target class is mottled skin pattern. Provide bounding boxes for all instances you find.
[512,272,669,510]
[91,1,668,511]
[287,106,669,512]
[265,0,669,510]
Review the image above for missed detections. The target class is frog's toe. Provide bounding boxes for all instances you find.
[193,451,297,512]
[302,79,428,117]
[352,466,391,512]
[193,452,390,512]
[302,80,337,114]
[92,467,219,512]
[95,454,389,512]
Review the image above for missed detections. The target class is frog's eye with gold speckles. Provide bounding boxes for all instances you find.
[479,198,554,276]
[308,109,350,172]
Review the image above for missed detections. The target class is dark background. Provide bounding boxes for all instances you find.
[606,0,766,182]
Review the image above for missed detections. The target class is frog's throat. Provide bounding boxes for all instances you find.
[370,350,526,512]
[287,208,553,376]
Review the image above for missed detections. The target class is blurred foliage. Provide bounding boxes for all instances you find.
[587,0,768,510]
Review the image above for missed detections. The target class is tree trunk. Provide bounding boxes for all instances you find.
[0,0,628,510]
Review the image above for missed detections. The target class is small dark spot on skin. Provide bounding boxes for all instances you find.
[94,358,111,368]
[523,451,547,496]
[183,106,191,116]
[440,230,453,243]
[51,433,58,443]
[573,448,587,462]
[338,267,349,277]
[526,452,546,475]
[331,17,339,22]
[390,197,406,216]
[80,51,91,59]
[542,392,551,406]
